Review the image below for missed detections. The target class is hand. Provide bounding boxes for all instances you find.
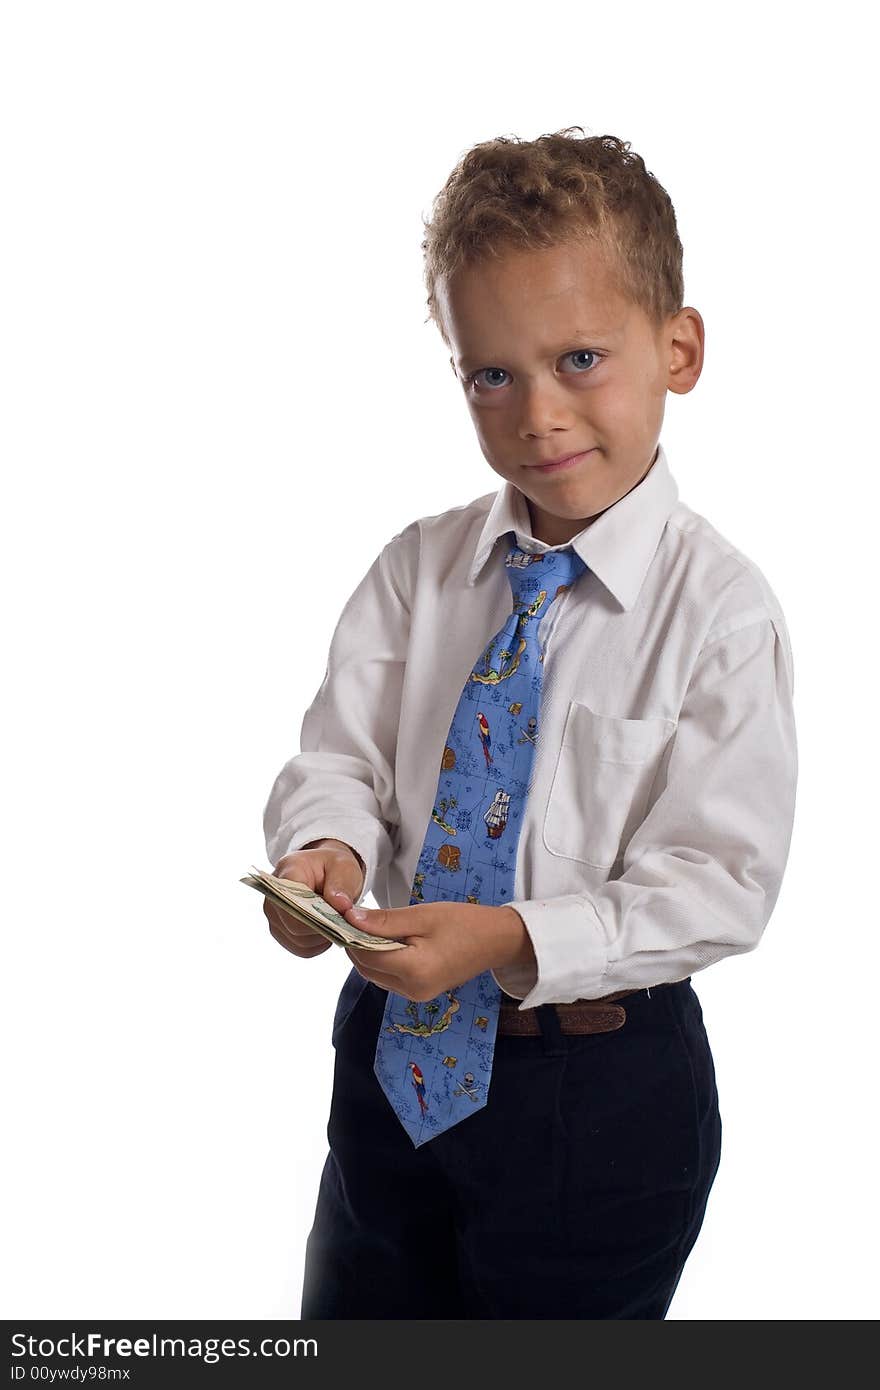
[264,839,366,959]
[331,898,532,1001]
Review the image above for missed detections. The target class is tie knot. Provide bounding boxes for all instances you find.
[503,537,588,614]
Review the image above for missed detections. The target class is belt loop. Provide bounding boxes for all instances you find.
[535,1003,567,1056]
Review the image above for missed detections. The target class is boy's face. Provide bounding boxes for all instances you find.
[437,238,703,545]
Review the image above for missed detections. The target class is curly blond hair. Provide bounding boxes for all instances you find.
[422,127,684,343]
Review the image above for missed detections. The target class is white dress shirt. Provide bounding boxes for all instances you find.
[263,443,798,1008]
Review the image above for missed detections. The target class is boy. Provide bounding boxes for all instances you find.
[261,128,798,1319]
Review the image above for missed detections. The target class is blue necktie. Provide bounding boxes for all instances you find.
[373,532,589,1146]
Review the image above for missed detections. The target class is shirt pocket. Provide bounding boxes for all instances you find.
[543,700,677,868]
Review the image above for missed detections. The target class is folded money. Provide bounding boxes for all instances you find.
[240,866,407,951]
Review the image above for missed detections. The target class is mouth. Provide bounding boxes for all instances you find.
[526,448,597,475]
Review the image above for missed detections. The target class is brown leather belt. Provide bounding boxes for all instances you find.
[498,987,644,1036]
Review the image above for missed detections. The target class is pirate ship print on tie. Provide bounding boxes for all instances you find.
[484,788,510,839]
[373,532,590,1146]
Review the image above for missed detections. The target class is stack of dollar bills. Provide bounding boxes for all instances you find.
[240,866,406,951]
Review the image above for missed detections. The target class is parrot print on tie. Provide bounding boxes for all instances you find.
[476,712,492,769]
[409,1062,428,1118]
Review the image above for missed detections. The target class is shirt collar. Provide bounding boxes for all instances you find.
[466,442,679,611]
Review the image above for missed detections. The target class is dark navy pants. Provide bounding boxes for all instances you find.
[301,970,722,1319]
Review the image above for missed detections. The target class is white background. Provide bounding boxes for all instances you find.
[2,1,876,1320]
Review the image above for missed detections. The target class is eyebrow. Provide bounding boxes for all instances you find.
[456,331,616,372]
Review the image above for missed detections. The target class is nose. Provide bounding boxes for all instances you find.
[515,378,578,437]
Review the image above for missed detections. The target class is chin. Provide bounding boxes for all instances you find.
[548,488,602,515]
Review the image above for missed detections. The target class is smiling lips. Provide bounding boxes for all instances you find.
[529,448,596,473]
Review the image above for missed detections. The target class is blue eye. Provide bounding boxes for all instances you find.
[467,349,600,391]
[565,350,598,373]
[470,367,509,389]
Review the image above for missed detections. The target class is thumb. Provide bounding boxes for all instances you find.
[342,904,421,939]
[322,868,365,912]
[341,903,396,933]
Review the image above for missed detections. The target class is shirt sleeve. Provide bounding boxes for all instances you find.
[494,612,798,1005]
[262,533,413,905]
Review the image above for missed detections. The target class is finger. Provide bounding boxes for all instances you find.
[263,898,327,943]
[345,949,403,991]
[268,919,331,957]
[263,897,322,936]
[269,922,328,956]
[265,904,327,949]
[264,901,331,954]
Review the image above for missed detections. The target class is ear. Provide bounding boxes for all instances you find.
[666,307,705,396]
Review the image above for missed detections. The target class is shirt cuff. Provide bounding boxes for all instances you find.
[491,892,609,1008]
